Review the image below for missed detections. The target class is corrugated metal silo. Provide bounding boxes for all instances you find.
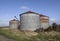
[40,14,49,29]
[9,19,19,30]
[20,11,41,31]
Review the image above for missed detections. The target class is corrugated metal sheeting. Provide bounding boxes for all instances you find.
[20,13,41,31]
[40,15,49,29]
[9,19,19,30]
[9,11,49,31]
[20,11,49,31]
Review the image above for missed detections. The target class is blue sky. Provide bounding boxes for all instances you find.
[0,0,60,26]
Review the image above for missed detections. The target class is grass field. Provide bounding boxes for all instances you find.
[0,27,60,41]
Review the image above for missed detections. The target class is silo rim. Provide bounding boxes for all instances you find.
[10,19,18,22]
[19,11,40,16]
[19,11,49,18]
[39,14,49,17]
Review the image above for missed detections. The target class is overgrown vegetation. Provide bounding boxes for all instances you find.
[0,27,60,41]
[0,23,60,41]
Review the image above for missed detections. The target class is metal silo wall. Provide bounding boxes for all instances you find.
[9,21,19,29]
[20,14,41,31]
[41,23,49,29]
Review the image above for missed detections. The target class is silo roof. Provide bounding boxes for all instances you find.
[10,19,17,21]
[20,11,39,16]
[20,11,49,17]
[40,14,48,17]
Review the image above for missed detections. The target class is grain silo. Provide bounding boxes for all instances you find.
[20,11,41,31]
[40,14,49,29]
[9,19,19,30]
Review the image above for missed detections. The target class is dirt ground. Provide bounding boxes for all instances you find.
[0,35,15,41]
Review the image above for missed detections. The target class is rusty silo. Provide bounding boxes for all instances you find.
[40,14,49,29]
[9,19,19,30]
[20,11,41,31]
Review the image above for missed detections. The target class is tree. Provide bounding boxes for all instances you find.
[52,23,57,31]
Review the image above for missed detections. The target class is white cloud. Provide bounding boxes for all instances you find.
[49,18,60,25]
[17,6,33,13]
[49,18,56,25]
[20,6,30,10]
[50,18,56,22]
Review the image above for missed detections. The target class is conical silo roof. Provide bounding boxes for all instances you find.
[20,11,39,16]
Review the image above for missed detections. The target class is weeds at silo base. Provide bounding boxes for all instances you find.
[0,28,60,41]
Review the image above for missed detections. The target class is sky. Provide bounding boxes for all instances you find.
[0,0,60,26]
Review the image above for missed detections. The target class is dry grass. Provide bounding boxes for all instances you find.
[0,28,60,41]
